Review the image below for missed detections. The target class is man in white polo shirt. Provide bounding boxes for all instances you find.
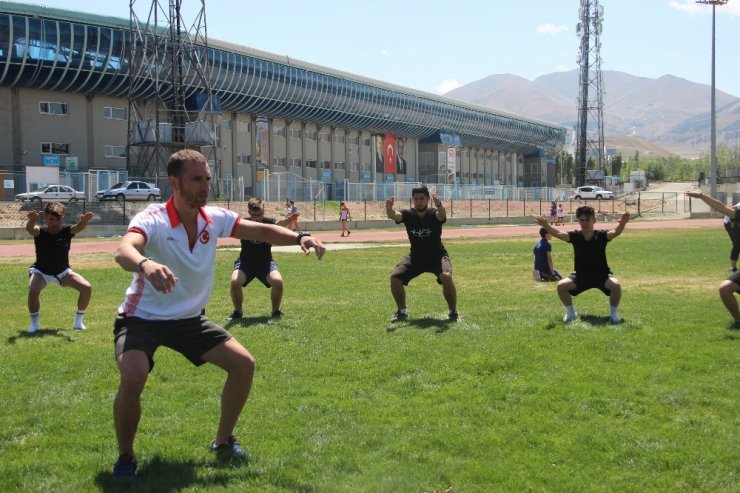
[111,149,325,481]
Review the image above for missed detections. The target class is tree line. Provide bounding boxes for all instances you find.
[554,144,740,184]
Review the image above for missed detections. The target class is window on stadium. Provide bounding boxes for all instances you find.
[39,101,68,115]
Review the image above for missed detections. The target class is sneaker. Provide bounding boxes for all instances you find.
[271,310,283,318]
[228,310,243,321]
[211,435,248,462]
[73,322,86,331]
[112,454,137,481]
[448,310,459,322]
[563,312,578,323]
[391,311,408,322]
[610,316,623,325]
[27,324,39,334]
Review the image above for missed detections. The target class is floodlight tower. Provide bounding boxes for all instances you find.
[127,0,219,188]
[696,0,728,199]
[575,0,605,187]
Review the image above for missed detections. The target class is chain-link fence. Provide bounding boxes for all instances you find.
[1,191,696,229]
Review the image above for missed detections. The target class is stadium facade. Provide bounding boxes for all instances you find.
[0,1,566,199]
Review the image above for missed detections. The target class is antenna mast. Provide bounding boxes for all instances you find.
[127,0,219,191]
[575,0,605,186]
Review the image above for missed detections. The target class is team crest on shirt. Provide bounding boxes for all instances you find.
[200,230,210,244]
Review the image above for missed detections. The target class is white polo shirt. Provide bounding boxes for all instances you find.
[119,199,240,320]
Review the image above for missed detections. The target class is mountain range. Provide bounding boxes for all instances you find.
[444,70,740,159]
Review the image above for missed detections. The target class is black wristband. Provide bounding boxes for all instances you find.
[296,232,311,244]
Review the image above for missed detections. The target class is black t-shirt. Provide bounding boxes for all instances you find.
[397,208,447,261]
[238,217,277,265]
[568,229,611,278]
[33,225,73,275]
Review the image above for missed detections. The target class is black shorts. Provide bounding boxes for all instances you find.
[113,314,232,371]
[567,273,612,296]
[391,255,452,285]
[233,259,278,288]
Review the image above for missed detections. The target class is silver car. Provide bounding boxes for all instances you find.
[96,181,161,201]
[16,185,85,202]
[572,186,615,200]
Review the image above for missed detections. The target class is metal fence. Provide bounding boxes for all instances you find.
[1,191,694,229]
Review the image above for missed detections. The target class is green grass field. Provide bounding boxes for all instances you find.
[0,227,738,492]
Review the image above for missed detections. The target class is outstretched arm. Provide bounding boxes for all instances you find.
[70,212,94,235]
[233,219,325,259]
[607,212,630,240]
[386,197,402,222]
[686,190,735,218]
[25,210,41,237]
[533,216,570,242]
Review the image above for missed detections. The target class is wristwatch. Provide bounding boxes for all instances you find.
[296,232,311,244]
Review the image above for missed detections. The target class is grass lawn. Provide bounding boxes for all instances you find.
[0,226,738,492]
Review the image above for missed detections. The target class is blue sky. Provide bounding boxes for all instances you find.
[29,0,740,97]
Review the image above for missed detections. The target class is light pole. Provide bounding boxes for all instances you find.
[696,0,728,198]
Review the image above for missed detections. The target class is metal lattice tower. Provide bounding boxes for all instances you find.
[575,0,605,187]
[127,0,219,183]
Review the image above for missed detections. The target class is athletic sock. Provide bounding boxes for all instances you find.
[610,305,620,320]
[398,308,408,315]
[30,312,39,326]
[566,305,576,318]
[74,310,86,330]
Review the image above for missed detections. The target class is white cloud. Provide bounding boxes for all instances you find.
[537,23,568,35]
[436,79,461,95]
[670,0,740,17]
[669,0,705,15]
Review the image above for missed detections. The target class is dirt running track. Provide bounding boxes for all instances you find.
[0,217,723,258]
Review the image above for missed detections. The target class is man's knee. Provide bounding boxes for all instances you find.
[719,280,738,296]
[439,271,453,284]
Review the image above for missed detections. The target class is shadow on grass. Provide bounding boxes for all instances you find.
[386,316,452,333]
[6,328,74,344]
[225,315,272,328]
[579,314,620,326]
[95,454,260,492]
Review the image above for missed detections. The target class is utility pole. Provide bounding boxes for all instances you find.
[696,0,728,199]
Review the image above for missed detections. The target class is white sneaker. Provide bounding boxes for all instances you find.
[563,312,578,323]
[610,316,622,325]
[73,322,86,331]
[27,324,39,334]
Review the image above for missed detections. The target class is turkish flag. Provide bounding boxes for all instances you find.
[384,134,396,175]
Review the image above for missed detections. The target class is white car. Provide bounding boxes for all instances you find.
[572,186,614,200]
[16,185,85,202]
[96,181,161,201]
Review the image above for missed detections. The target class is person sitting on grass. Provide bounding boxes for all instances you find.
[534,206,630,324]
[686,190,740,328]
[25,202,94,333]
[533,227,562,282]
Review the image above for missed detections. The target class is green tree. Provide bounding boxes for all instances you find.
[611,154,623,177]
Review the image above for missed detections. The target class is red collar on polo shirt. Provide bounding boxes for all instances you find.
[165,197,213,228]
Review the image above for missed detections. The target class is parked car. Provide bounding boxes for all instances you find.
[16,185,85,202]
[96,181,161,201]
[572,186,614,200]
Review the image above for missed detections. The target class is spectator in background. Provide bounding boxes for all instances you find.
[289,200,300,231]
[556,203,565,226]
[549,201,557,224]
[533,227,562,282]
[339,202,351,237]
